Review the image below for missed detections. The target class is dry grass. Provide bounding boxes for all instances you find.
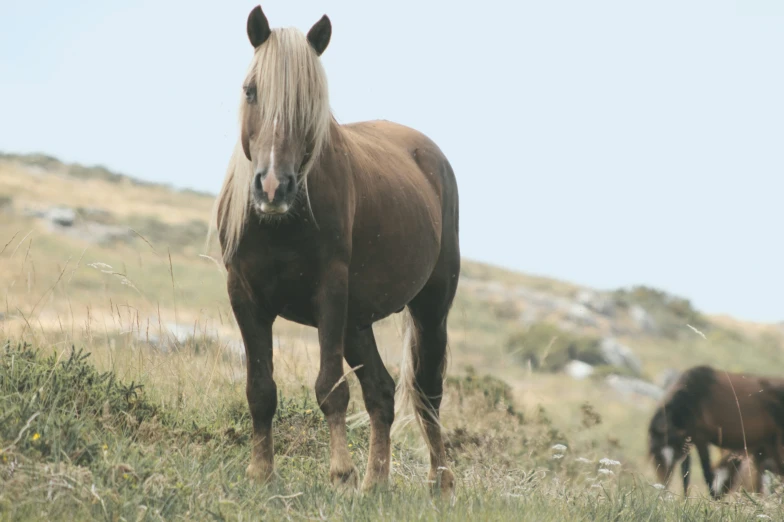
[0,161,212,225]
[2,155,784,519]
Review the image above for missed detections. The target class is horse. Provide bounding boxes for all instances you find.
[210,6,460,496]
[647,365,784,498]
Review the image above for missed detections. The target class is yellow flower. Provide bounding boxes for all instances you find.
[348,443,353,448]
[31,433,40,442]
[304,409,312,414]
[102,444,108,451]
[123,473,129,480]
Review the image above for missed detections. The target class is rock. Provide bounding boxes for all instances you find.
[518,308,540,326]
[630,305,657,334]
[566,303,597,327]
[46,206,76,227]
[565,360,595,380]
[600,338,642,376]
[576,289,615,317]
[656,368,680,391]
[48,220,133,245]
[605,375,663,400]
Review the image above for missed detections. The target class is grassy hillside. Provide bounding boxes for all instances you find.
[1,152,784,520]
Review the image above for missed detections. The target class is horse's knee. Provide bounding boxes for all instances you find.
[247,376,277,425]
[315,370,350,416]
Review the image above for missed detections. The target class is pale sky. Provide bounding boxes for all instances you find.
[1,1,783,323]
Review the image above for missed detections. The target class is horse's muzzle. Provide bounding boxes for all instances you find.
[252,169,297,214]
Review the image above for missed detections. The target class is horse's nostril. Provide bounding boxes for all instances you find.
[253,172,263,192]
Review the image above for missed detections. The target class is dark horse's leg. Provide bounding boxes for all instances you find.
[405,259,460,497]
[228,271,277,483]
[344,327,396,491]
[695,442,717,498]
[681,453,691,495]
[313,261,359,489]
[752,451,768,495]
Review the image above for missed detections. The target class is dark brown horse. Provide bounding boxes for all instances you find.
[211,6,460,496]
[648,365,784,498]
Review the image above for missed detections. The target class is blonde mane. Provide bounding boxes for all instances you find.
[210,27,332,263]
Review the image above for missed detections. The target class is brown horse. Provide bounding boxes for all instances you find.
[647,365,784,498]
[210,6,460,496]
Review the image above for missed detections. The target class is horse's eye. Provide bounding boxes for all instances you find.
[245,86,257,104]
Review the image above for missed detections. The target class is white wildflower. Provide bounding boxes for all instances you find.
[756,516,771,520]
[598,469,614,476]
[599,458,621,467]
[576,457,593,464]
[653,483,665,490]
[552,454,564,460]
[551,444,567,452]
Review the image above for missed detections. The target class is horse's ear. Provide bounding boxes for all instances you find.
[307,15,331,56]
[247,5,272,49]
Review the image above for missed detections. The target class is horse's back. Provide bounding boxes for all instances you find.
[342,120,457,198]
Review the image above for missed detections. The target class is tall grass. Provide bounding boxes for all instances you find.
[3,158,784,519]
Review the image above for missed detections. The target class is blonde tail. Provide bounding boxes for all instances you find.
[390,310,445,456]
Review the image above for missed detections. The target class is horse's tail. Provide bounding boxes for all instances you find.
[391,310,419,435]
[390,310,446,456]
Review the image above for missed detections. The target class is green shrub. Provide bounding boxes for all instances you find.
[612,285,709,338]
[505,322,602,372]
[0,342,162,465]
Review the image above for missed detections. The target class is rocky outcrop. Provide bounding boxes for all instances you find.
[599,338,642,377]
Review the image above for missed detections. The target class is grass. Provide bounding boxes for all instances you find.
[2,152,784,520]
[2,341,781,521]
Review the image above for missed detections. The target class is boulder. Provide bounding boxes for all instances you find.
[566,303,597,327]
[605,375,663,400]
[600,337,642,376]
[656,368,680,391]
[576,289,615,317]
[46,206,76,227]
[630,305,658,334]
[565,360,595,380]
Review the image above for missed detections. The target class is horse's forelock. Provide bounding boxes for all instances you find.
[242,28,331,174]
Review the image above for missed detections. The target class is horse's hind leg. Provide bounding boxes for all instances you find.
[403,270,459,497]
[344,327,395,491]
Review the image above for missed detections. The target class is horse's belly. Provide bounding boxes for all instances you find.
[347,237,441,326]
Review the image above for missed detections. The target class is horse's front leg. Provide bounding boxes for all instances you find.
[681,453,691,495]
[314,261,359,490]
[228,270,277,484]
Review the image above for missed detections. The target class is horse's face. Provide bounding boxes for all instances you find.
[648,409,689,484]
[240,6,332,216]
[241,104,305,216]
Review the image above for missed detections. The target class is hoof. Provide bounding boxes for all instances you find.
[246,461,274,484]
[331,465,360,492]
[429,467,455,499]
[361,475,390,494]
